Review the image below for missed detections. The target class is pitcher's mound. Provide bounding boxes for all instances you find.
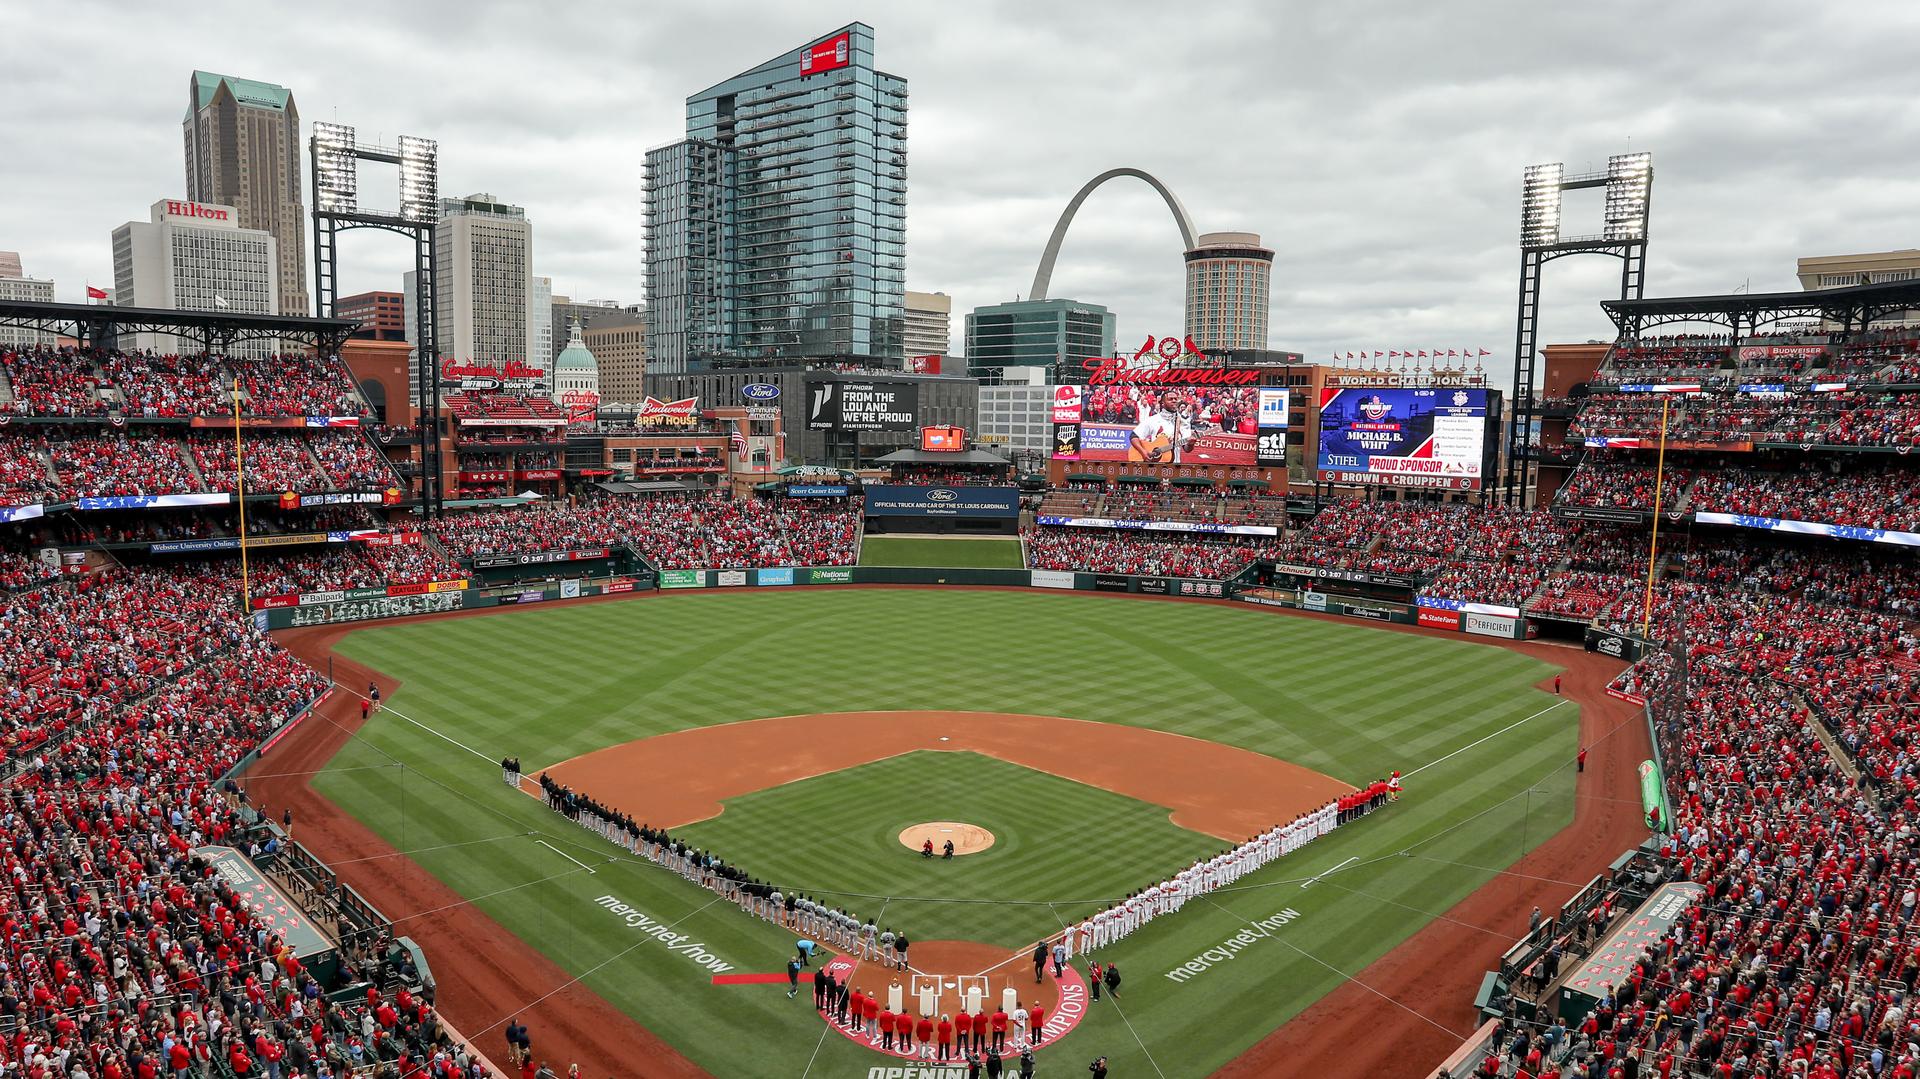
[899,821,995,856]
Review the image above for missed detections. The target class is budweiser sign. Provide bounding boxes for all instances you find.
[638,396,699,426]
[1082,357,1261,387]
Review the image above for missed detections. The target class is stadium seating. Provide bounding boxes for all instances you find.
[427,493,862,569]
[1022,526,1279,579]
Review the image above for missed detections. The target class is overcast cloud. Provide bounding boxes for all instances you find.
[5,0,1918,381]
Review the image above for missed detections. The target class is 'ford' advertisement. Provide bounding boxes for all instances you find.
[862,485,1021,518]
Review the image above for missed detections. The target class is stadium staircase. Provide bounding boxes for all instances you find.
[177,440,211,492]
[0,368,12,409]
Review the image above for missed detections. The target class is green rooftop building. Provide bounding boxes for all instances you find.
[963,298,1116,384]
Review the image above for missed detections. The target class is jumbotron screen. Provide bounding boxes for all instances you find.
[1316,387,1487,490]
[1050,382,1288,466]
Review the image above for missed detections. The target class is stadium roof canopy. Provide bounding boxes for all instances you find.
[0,297,358,351]
[1602,279,1920,334]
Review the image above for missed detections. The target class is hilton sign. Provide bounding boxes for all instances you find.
[164,200,231,222]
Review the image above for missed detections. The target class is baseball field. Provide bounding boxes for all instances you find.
[287,588,1582,1077]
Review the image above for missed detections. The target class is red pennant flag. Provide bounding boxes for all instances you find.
[1417,350,1427,359]
[1388,350,1399,359]
[86,285,108,299]
[1447,350,1458,358]
[1372,351,1383,359]
[1478,349,1491,356]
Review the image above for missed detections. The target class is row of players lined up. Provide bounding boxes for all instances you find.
[527,770,925,966]
[1066,776,1398,953]
[524,763,1401,961]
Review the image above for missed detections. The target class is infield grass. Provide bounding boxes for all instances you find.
[676,751,1220,946]
[311,588,1580,1078]
[857,534,1025,568]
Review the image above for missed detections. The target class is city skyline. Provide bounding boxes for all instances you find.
[4,0,1917,381]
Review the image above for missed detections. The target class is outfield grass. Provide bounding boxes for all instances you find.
[677,751,1221,946]
[315,588,1578,1077]
[858,534,1025,567]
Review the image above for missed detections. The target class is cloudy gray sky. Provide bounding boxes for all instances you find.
[5,0,1917,379]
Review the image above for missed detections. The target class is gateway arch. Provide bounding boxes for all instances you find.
[1029,167,1198,301]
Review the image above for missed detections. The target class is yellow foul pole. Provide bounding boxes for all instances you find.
[233,376,251,609]
[1640,397,1671,638]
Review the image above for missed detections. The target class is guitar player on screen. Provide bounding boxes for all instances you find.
[1130,390,1196,463]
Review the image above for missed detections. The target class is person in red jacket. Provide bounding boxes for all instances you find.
[227,1043,254,1078]
[970,1008,990,1050]
[878,1008,895,1052]
[1028,1002,1047,1044]
[936,1015,954,1060]
[861,991,879,1037]
[954,1009,972,1054]
[914,1015,935,1059]
[990,1006,1009,1053]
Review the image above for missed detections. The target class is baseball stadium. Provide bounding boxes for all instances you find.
[4,26,1919,1079]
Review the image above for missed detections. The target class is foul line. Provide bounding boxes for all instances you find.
[537,839,597,874]
[1300,856,1358,889]
[471,894,728,1040]
[342,686,497,764]
[1404,698,1571,778]
[1039,903,1168,1079]
[1200,895,1464,1041]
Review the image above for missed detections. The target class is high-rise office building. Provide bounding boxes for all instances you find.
[1184,231,1273,353]
[549,296,635,361]
[644,23,907,373]
[413,193,534,401]
[904,290,951,358]
[964,298,1116,383]
[183,71,308,317]
[530,276,553,386]
[0,254,55,350]
[337,291,406,341]
[111,199,278,355]
[581,308,648,405]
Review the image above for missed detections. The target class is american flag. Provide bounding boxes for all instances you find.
[729,431,747,453]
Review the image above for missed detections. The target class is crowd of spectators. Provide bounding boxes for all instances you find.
[1022,526,1280,579]
[0,428,398,503]
[888,467,1015,487]
[185,540,465,599]
[0,560,490,1077]
[1557,459,1694,512]
[1689,462,1920,532]
[4,346,368,419]
[427,493,862,570]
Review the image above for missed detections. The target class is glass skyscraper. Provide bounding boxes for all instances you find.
[645,23,907,373]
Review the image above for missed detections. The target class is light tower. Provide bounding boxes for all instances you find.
[1506,152,1652,504]
[309,122,445,514]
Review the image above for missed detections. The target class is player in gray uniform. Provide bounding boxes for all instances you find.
[862,918,879,960]
[880,927,896,966]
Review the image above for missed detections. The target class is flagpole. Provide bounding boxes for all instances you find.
[233,376,252,610]
[1640,397,1671,638]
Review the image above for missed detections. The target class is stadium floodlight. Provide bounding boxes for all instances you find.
[312,122,358,214]
[1520,162,1563,247]
[1603,152,1653,241]
[398,135,440,224]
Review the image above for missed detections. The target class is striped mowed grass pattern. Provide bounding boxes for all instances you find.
[317,588,1577,1077]
[674,751,1223,947]
[857,535,1026,567]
